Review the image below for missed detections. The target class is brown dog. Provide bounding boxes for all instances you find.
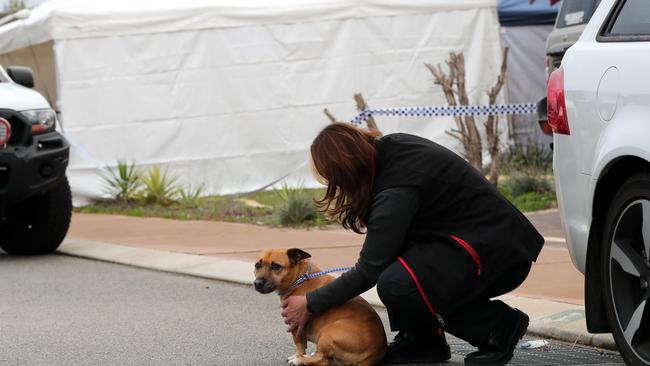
[254,248,387,366]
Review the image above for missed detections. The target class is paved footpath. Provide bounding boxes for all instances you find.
[62,209,615,350]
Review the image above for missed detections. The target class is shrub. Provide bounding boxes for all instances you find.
[276,194,317,226]
[102,161,141,202]
[178,184,205,208]
[502,170,554,197]
[140,165,178,205]
[276,182,299,201]
[501,142,555,198]
[274,183,316,226]
[502,143,552,176]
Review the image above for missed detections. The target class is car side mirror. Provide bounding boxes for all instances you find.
[6,66,35,88]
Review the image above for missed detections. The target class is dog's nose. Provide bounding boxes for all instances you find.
[254,279,265,291]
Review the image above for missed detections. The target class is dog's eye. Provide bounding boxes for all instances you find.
[270,263,282,271]
[254,262,263,270]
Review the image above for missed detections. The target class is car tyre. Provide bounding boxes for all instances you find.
[0,176,72,255]
[602,173,650,366]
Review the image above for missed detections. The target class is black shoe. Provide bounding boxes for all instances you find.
[382,330,451,364]
[464,308,529,366]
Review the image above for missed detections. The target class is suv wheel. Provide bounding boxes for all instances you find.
[602,173,650,365]
[0,176,72,255]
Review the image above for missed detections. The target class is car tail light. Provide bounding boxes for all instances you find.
[0,118,11,145]
[547,67,570,135]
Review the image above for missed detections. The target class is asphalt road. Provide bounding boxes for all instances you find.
[0,254,624,366]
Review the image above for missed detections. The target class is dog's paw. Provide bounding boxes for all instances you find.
[287,353,315,365]
[287,355,309,366]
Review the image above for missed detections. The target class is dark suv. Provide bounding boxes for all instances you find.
[0,65,71,255]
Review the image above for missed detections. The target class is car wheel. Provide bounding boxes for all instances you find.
[0,176,72,255]
[602,173,650,365]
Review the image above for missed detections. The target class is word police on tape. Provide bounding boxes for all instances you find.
[351,103,536,126]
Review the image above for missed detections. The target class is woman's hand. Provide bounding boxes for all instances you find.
[281,295,310,336]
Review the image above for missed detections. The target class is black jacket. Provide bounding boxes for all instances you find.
[307,133,544,314]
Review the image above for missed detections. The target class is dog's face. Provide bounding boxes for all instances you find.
[253,248,311,294]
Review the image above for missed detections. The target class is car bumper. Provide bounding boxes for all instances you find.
[0,131,69,204]
[553,134,592,273]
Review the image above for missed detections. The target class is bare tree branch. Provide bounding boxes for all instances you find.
[448,52,483,170]
[425,62,466,139]
[323,108,339,124]
[487,47,509,105]
[353,93,381,134]
[485,47,510,185]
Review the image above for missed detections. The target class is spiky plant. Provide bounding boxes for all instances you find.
[276,181,307,201]
[274,182,316,226]
[178,184,205,208]
[276,194,316,226]
[140,165,178,205]
[102,161,141,202]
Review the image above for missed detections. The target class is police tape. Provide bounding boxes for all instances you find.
[351,103,536,126]
[64,102,536,177]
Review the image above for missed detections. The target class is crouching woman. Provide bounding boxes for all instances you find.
[281,123,544,365]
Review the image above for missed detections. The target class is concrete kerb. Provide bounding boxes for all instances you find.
[58,239,617,351]
[60,239,253,285]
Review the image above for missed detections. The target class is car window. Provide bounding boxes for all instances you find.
[609,0,650,35]
[556,0,600,28]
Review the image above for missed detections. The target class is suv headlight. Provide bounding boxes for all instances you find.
[21,109,57,134]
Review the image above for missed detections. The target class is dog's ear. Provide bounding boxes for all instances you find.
[287,248,311,264]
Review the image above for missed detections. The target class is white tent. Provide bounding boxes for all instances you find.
[0,0,504,203]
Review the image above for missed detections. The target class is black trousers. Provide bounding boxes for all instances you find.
[376,260,532,347]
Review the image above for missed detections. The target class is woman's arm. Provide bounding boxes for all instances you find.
[306,186,421,314]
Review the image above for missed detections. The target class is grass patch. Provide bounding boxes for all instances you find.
[512,192,557,212]
[499,183,557,212]
[76,188,332,227]
[78,178,556,227]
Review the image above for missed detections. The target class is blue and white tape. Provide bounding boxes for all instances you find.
[351,103,536,126]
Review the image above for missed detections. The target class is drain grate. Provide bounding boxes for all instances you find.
[448,338,624,366]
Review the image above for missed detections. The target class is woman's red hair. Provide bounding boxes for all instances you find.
[310,123,380,233]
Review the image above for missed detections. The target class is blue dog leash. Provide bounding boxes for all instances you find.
[285,262,447,330]
[288,263,355,290]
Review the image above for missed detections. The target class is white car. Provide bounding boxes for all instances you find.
[549,0,650,364]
